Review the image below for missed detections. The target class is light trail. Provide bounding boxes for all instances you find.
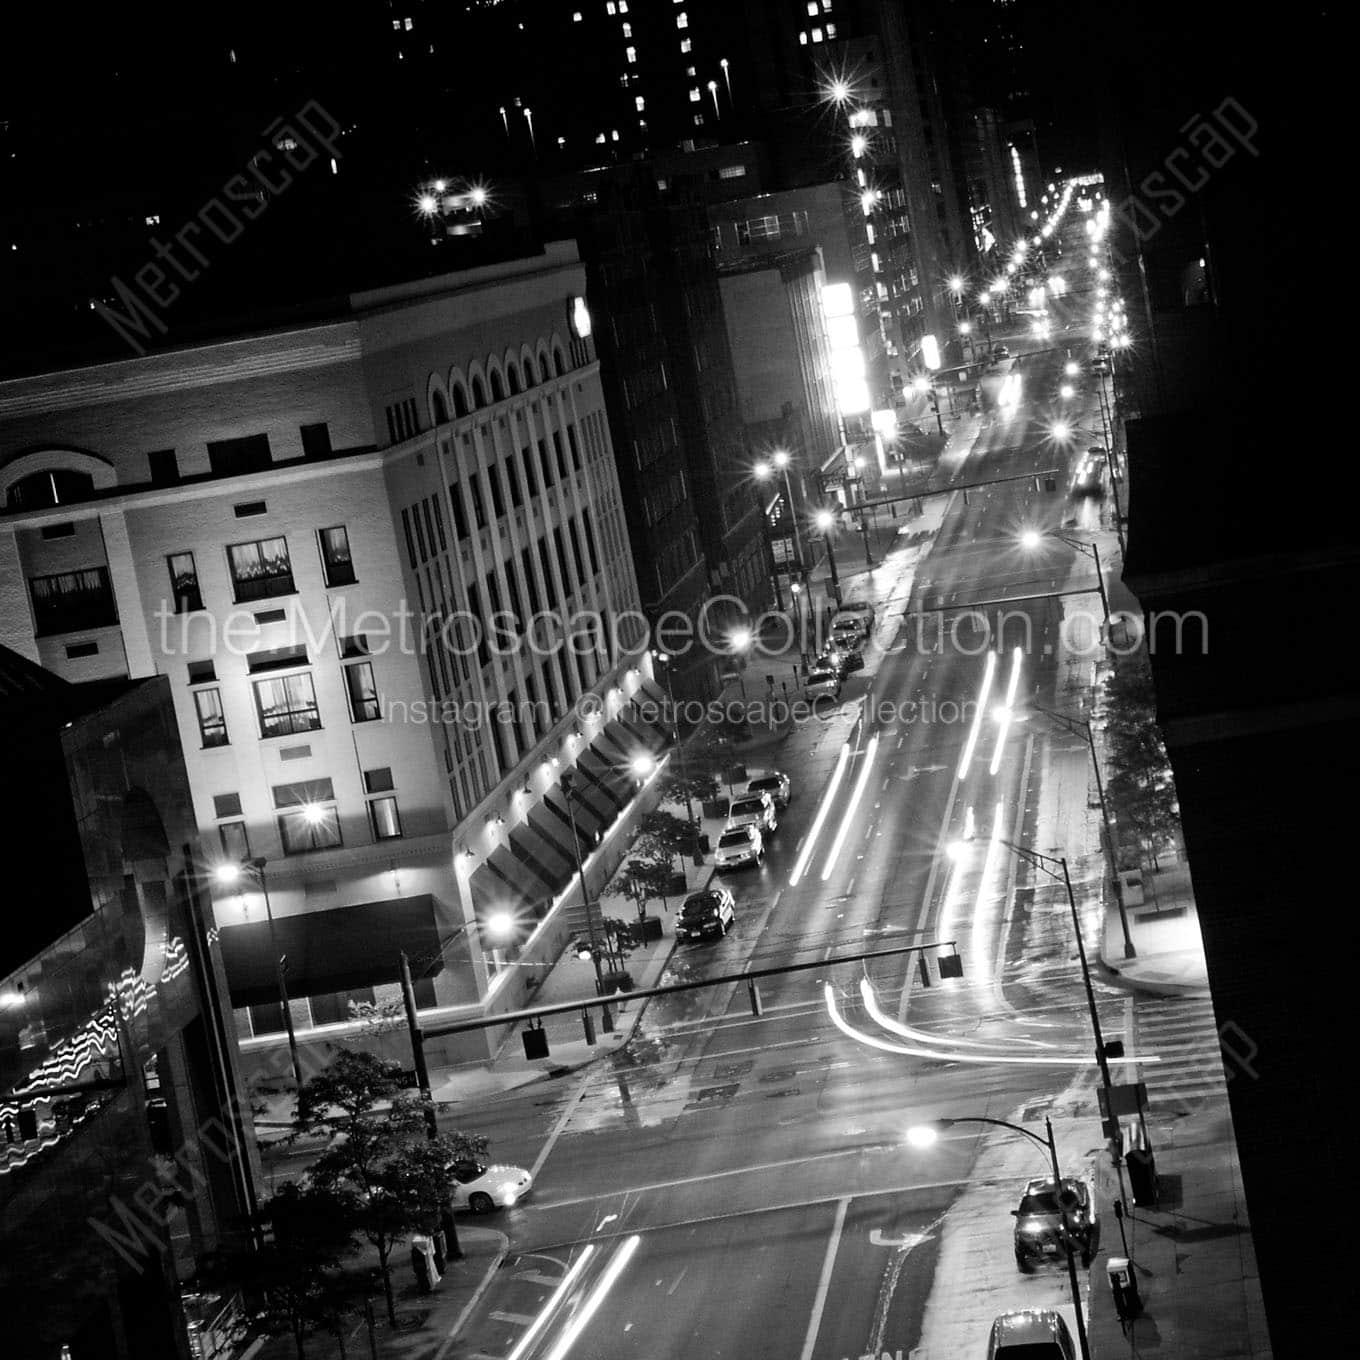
[789,742,851,886]
[543,1235,642,1360]
[957,650,997,777]
[988,646,1024,776]
[825,985,1156,1067]
[969,801,1007,975]
[505,1246,597,1360]
[820,734,880,881]
[858,978,1059,1051]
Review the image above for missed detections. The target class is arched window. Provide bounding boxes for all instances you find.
[451,383,469,417]
[490,370,505,403]
[506,362,521,395]
[431,391,450,425]
[523,356,538,386]
[5,468,95,511]
[553,347,568,377]
[471,376,487,408]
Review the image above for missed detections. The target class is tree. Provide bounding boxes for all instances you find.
[636,808,691,875]
[614,855,676,923]
[202,1183,359,1360]
[294,1051,487,1326]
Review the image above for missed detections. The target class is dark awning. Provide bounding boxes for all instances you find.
[219,894,444,1007]
[564,768,615,826]
[545,788,605,846]
[576,744,630,810]
[527,805,581,870]
[508,822,572,898]
[486,844,547,904]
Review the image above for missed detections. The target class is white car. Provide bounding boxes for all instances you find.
[448,1159,533,1214]
[805,666,840,701]
[727,791,778,835]
[714,824,763,870]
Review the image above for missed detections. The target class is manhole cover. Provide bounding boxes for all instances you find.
[759,1068,797,1084]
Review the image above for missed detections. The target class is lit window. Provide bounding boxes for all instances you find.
[344,662,381,723]
[635,95,646,111]
[689,87,701,101]
[254,673,322,738]
[573,10,583,19]
[607,1,616,12]
[618,0,627,10]
[680,37,691,52]
[194,688,229,748]
[145,214,160,226]
[676,11,687,28]
[403,16,412,29]
[276,783,342,854]
[799,30,808,44]
[369,796,403,841]
[717,163,747,180]
[219,821,250,860]
[167,552,202,613]
[826,21,836,36]
[823,0,833,9]
[227,537,294,603]
[318,525,356,587]
[812,27,823,41]
[622,21,631,36]
[392,19,400,29]
[626,45,636,61]
[807,1,818,13]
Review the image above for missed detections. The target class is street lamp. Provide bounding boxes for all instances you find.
[755,450,806,588]
[906,1115,1092,1360]
[1019,529,1111,630]
[728,627,752,697]
[652,650,704,866]
[560,770,615,1029]
[214,857,303,1089]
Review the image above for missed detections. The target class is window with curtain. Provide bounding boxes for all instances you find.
[253,672,321,737]
[228,537,294,602]
[344,662,380,722]
[368,796,402,841]
[318,526,356,586]
[167,552,202,613]
[28,566,118,636]
[194,687,229,747]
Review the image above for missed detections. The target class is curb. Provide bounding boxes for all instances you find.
[1096,959,1210,999]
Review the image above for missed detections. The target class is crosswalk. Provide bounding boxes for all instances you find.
[1129,994,1236,1116]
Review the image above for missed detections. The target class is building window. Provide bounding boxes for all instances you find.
[228,537,294,603]
[300,422,332,459]
[318,525,357,586]
[625,45,636,62]
[218,820,250,860]
[274,779,342,854]
[28,567,118,637]
[344,662,381,723]
[147,449,179,485]
[7,468,95,511]
[689,87,701,102]
[195,688,229,748]
[254,672,322,738]
[368,796,403,841]
[167,552,203,613]
[736,215,781,245]
[718,163,747,180]
[676,10,688,27]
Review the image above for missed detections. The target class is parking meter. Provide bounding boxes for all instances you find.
[1107,1256,1142,1321]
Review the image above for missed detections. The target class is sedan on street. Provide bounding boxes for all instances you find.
[674,888,736,942]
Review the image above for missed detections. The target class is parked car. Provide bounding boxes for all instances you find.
[714,824,763,870]
[1012,1176,1095,1270]
[992,344,1011,359]
[728,791,778,835]
[805,666,841,701]
[838,600,875,629]
[447,1159,533,1214]
[674,888,736,942]
[831,610,870,643]
[986,1310,1076,1360]
[817,647,851,678]
[745,771,791,809]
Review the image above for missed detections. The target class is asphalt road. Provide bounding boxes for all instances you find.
[443,307,1144,1359]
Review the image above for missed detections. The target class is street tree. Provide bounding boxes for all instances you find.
[636,808,691,875]
[614,855,676,923]
[294,1051,487,1325]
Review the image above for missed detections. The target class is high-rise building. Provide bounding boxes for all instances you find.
[0,242,669,1071]
[0,651,261,1360]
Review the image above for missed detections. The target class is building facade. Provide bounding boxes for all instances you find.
[0,242,668,1068]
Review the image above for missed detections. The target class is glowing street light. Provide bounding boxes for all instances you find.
[1064,360,1080,377]
[630,753,656,778]
[1059,384,1075,400]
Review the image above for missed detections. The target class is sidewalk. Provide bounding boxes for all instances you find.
[1098,860,1210,997]
[1087,1106,1271,1358]
[245,1225,508,1360]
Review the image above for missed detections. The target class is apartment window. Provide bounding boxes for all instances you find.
[274,778,342,854]
[737,215,781,245]
[207,434,271,477]
[505,457,523,508]
[147,449,179,485]
[344,662,381,723]
[363,767,394,794]
[28,567,118,637]
[626,45,636,62]
[368,797,403,841]
[469,475,487,529]
[165,552,203,613]
[228,537,294,602]
[318,525,357,586]
[218,821,251,861]
[300,422,332,459]
[689,87,701,102]
[676,10,687,27]
[488,467,506,519]
[718,164,747,180]
[254,672,322,738]
[680,37,691,52]
[448,481,470,537]
[189,660,217,684]
[195,688,229,748]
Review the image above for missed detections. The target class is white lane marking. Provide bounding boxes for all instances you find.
[667,1267,689,1296]
[491,1311,538,1325]
[800,1198,851,1360]
[529,1070,594,1182]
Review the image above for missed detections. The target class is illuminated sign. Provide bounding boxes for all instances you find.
[921,333,941,371]
[821,283,870,415]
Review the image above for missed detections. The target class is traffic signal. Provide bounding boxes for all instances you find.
[938,952,964,979]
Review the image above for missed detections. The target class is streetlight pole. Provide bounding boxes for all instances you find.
[909,1116,1092,1360]
[777,453,807,588]
[1035,707,1135,959]
[1047,533,1110,630]
[816,510,843,607]
[653,652,704,866]
[560,771,615,1030]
